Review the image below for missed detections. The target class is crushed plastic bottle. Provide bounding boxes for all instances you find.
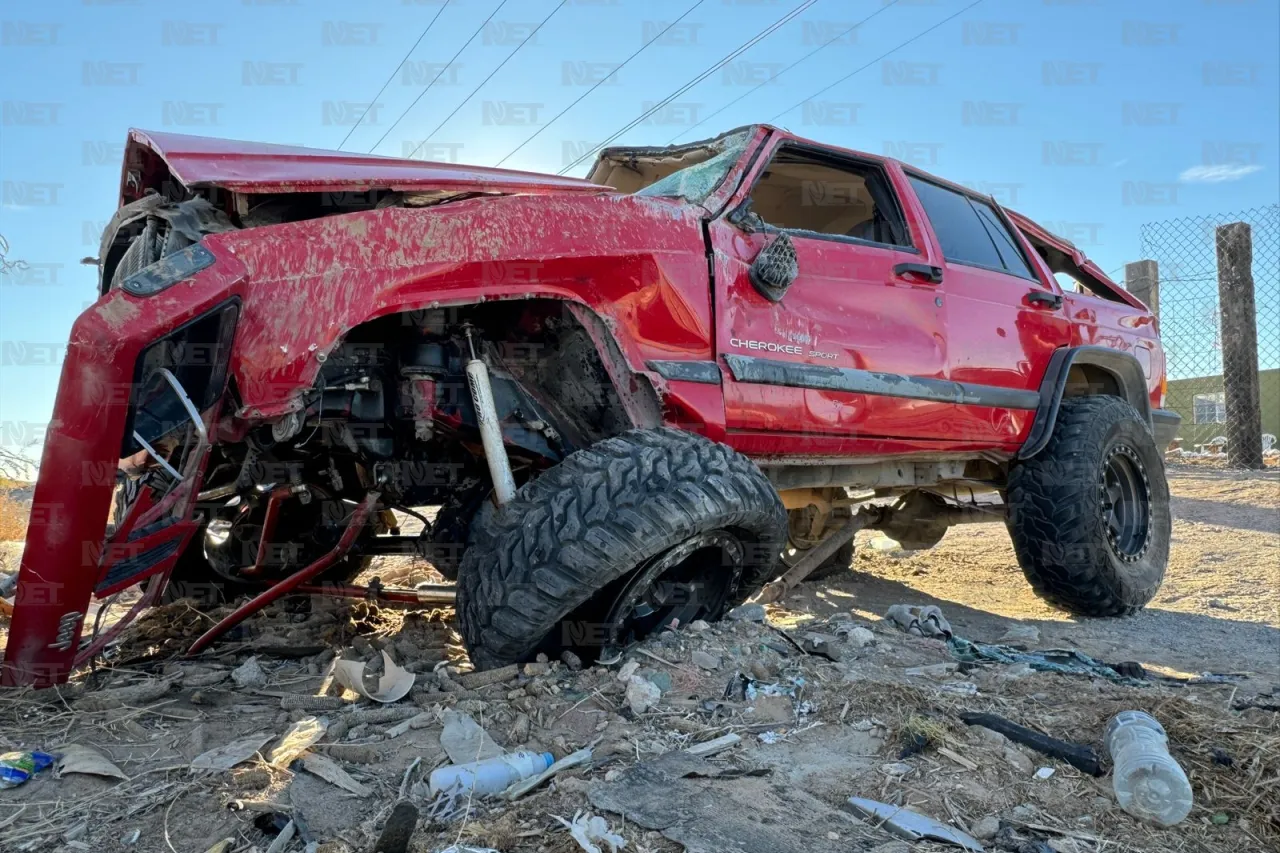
[428,750,554,798]
[1104,711,1193,826]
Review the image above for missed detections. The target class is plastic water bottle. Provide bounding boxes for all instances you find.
[1104,711,1193,826]
[428,751,554,798]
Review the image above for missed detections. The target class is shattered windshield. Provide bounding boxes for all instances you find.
[634,132,750,205]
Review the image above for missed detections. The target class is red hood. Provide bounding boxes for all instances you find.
[121,128,607,205]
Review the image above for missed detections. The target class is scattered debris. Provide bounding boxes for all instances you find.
[624,675,661,715]
[268,716,328,766]
[1105,710,1193,826]
[190,732,274,772]
[504,747,592,801]
[960,712,1103,776]
[334,650,415,702]
[726,603,767,623]
[884,604,952,639]
[53,744,127,781]
[440,709,504,763]
[301,752,370,797]
[1034,766,1055,780]
[232,656,269,689]
[554,810,626,853]
[846,797,984,852]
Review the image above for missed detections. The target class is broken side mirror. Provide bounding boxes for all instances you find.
[748,232,798,303]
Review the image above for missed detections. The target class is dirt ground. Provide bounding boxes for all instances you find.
[0,464,1277,853]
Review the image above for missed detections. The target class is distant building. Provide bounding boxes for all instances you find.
[1165,367,1280,447]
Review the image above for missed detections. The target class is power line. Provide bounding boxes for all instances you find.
[406,0,568,160]
[557,0,820,176]
[493,0,710,168]
[668,0,899,145]
[337,0,453,150]
[370,0,509,155]
[768,0,983,123]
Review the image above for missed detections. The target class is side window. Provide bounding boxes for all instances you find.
[744,149,910,248]
[908,176,1034,279]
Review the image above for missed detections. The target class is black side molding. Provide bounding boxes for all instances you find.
[722,354,1040,410]
[1019,346,1154,460]
[646,360,722,385]
[1152,409,1182,450]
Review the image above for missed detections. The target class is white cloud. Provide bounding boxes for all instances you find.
[1178,163,1264,183]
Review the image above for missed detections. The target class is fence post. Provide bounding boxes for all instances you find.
[1215,222,1264,469]
[1124,260,1160,317]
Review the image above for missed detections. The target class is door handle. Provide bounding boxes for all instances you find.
[893,262,943,283]
[1025,290,1063,309]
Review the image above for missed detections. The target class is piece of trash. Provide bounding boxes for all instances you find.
[121,829,141,846]
[189,733,274,772]
[334,650,415,703]
[373,800,419,853]
[625,675,661,715]
[846,797,984,852]
[301,752,370,797]
[758,730,782,744]
[1211,812,1230,825]
[905,663,959,679]
[439,709,504,764]
[203,840,234,853]
[1034,766,1055,780]
[268,716,327,766]
[960,712,1103,776]
[1105,711,1193,826]
[998,624,1041,645]
[937,681,979,697]
[885,604,952,639]
[554,810,626,853]
[231,656,269,689]
[948,638,1141,685]
[0,751,55,788]
[429,751,553,798]
[726,603,767,622]
[53,744,127,780]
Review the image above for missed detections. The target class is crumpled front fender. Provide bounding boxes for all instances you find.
[218,192,716,420]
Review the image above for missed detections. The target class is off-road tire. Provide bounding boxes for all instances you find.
[457,428,786,669]
[1007,396,1170,616]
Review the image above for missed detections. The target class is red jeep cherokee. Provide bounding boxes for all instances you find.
[1,125,1179,686]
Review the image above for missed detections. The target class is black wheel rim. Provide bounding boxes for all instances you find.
[1101,444,1152,561]
[601,531,744,649]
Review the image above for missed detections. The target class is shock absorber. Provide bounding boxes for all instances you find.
[462,327,518,505]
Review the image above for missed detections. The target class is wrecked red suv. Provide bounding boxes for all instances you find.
[2,125,1179,686]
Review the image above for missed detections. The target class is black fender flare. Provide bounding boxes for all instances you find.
[1019,346,1152,460]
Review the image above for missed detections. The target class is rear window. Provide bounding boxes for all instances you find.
[909,176,1035,279]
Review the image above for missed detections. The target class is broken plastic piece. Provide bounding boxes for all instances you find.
[846,797,984,852]
[53,744,127,780]
[334,650,415,703]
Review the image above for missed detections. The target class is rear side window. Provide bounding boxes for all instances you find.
[909,176,1034,279]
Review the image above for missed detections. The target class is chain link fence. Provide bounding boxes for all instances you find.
[1138,205,1279,467]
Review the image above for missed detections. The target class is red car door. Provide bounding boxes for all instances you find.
[706,139,956,456]
[903,173,1071,446]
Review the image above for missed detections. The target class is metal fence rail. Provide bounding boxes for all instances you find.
[1139,205,1279,466]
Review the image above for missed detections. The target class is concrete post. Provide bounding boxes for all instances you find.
[1215,222,1264,469]
[1124,259,1160,317]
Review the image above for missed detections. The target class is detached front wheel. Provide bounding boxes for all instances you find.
[1007,396,1170,616]
[456,428,786,669]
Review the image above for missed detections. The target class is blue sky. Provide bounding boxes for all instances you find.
[1,0,1277,449]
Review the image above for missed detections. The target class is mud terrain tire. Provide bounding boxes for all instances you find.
[457,428,786,670]
[1007,396,1170,616]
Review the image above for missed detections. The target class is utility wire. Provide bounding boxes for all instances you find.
[768,0,982,123]
[668,0,899,145]
[557,0,820,176]
[406,0,568,160]
[337,0,452,150]
[493,0,710,168]
[371,0,509,154]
